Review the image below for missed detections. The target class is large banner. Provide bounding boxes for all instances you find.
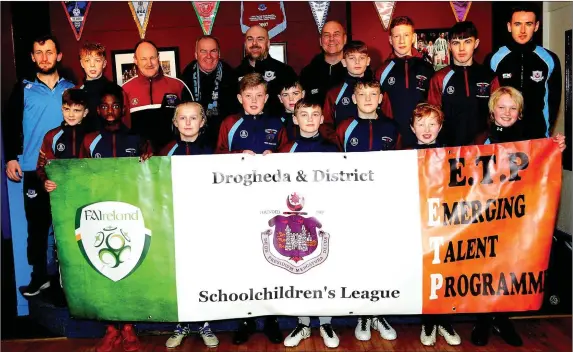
[47,139,562,322]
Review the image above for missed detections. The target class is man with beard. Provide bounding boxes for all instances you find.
[2,34,75,297]
[235,25,297,117]
[180,35,240,148]
[122,40,193,152]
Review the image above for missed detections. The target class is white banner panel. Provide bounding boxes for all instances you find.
[171,151,423,321]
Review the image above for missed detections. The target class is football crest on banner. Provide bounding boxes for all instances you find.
[308,1,330,33]
[192,2,220,35]
[261,192,330,274]
[75,201,152,282]
[240,2,287,39]
[61,2,91,41]
[128,1,153,39]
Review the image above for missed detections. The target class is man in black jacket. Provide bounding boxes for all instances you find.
[484,4,562,140]
[180,35,240,148]
[235,25,297,117]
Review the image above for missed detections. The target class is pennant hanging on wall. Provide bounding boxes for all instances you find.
[128,1,153,39]
[62,1,91,41]
[240,2,287,39]
[192,2,220,35]
[450,1,472,22]
[373,1,396,31]
[308,1,330,34]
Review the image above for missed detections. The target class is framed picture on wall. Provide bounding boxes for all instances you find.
[243,43,288,64]
[111,47,180,86]
[415,28,450,71]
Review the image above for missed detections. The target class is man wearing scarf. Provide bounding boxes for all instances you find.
[180,35,240,148]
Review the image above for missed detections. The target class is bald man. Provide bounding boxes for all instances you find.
[235,25,297,117]
[122,40,193,152]
[300,21,372,105]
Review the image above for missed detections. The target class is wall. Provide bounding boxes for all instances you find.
[46,1,492,84]
[543,1,572,234]
[351,1,492,69]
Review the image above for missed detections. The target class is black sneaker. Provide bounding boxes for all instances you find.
[233,318,256,345]
[263,316,283,344]
[20,277,51,297]
[492,316,523,346]
[471,320,491,346]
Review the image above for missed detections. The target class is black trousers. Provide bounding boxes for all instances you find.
[23,171,52,281]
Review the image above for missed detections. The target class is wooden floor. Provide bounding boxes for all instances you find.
[2,318,571,352]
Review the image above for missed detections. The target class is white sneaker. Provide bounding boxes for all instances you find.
[438,324,461,345]
[199,322,219,348]
[166,324,190,348]
[284,324,311,347]
[354,317,372,341]
[319,324,340,348]
[373,317,397,340]
[420,324,437,346]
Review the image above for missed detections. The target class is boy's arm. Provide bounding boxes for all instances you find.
[427,74,444,107]
[548,52,562,134]
[122,89,132,129]
[335,118,352,152]
[276,128,289,152]
[278,141,294,153]
[319,89,339,146]
[79,137,92,159]
[139,138,153,160]
[36,134,55,183]
[215,116,244,154]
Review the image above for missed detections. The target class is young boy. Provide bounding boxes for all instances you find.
[159,102,213,156]
[408,103,462,346]
[320,40,373,146]
[376,16,435,148]
[278,80,305,141]
[80,84,151,159]
[279,99,339,153]
[336,80,399,153]
[216,72,288,156]
[76,42,129,132]
[427,21,498,147]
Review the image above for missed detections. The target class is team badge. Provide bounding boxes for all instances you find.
[240,130,248,138]
[476,82,490,98]
[388,77,395,85]
[57,143,66,152]
[530,71,544,82]
[350,137,359,146]
[261,192,330,274]
[258,3,267,11]
[125,148,137,156]
[341,97,350,106]
[94,153,102,158]
[131,98,139,106]
[446,86,455,94]
[165,94,178,107]
[502,73,512,79]
[311,89,319,94]
[26,189,37,199]
[25,83,33,89]
[75,201,151,282]
[416,75,428,91]
[263,71,276,82]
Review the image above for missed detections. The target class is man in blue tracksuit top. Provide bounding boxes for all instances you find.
[2,34,75,297]
[484,4,562,140]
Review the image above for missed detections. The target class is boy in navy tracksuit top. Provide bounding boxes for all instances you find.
[336,80,399,153]
[80,84,152,159]
[278,99,339,154]
[159,101,213,156]
[376,16,435,148]
[321,40,374,147]
[37,89,89,191]
[216,72,288,155]
[278,80,305,141]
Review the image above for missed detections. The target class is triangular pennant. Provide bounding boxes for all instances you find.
[192,2,220,35]
[373,1,396,31]
[308,1,330,34]
[128,1,153,39]
[450,1,472,22]
[61,1,91,41]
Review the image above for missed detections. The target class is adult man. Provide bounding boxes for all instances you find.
[235,25,297,117]
[2,34,75,297]
[122,40,193,152]
[485,4,562,139]
[180,35,239,148]
[428,21,498,146]
[299,21,349,105]
[376,16,435,148]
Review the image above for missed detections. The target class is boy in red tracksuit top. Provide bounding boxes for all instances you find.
[320,40,374,146]
[376,16,435,149]
[216,72,288,156]
[159,101,213,156]
[278,98,339,154]
[80,84,152,160]
[37,89,90,192]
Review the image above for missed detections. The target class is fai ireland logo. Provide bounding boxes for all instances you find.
[75,201,151,282]
[261,193,330,274]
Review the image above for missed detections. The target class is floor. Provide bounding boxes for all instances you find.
[1,317,571,352]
